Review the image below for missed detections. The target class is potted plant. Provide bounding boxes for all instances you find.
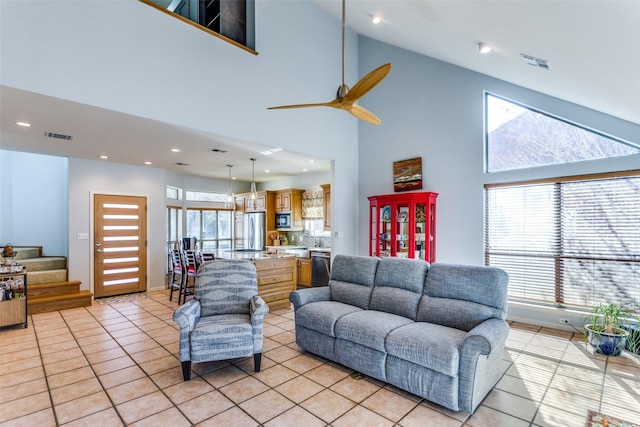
[622,322,640,354]
[584,302,633,356]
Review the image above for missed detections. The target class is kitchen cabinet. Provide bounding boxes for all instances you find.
[320,184,331,231]
[253,256,296,310]
[297,257,311,288]
[275,189,303,230]
[368,192,438,262]
[244,190,271,212]
[0,269,28,328]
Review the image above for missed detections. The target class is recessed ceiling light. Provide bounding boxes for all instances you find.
[308,159,316,163]
[372,16,382,24]
[265,169,270,173]
[144,161,152,165]
[302,168,308,172]
[171,148,180,152]
[99,155,109,159]
[16,121,31,127]
[478,43,492,54]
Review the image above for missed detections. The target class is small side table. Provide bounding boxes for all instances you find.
[0,268,28,328]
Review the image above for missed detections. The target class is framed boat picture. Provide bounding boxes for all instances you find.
[393,157,422,192]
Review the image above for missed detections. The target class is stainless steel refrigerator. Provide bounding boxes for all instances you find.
[243,212,266,251]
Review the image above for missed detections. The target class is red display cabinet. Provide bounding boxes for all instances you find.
[368,192,438,262]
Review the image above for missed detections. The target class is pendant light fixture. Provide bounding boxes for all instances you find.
[249,158,258,209]
[224,164,234,209]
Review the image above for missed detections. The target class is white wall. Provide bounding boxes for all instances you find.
[0,150,68,256]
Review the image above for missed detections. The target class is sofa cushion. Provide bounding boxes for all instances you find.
[335,310,413,352]
[417,263,509,331]
[369,257,428,319]
[295,301,362,337]
[330,255,380,309]
[386,322,467,377]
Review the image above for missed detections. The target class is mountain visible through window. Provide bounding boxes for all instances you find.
[485,94,640,172]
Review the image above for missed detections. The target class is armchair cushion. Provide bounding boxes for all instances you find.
[190,314,253,363]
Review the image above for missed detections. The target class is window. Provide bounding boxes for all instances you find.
[186,208,233,251]
[185,190,226,203]
[485,172,640,312]
[485,93,640,172]
[166,206,182,270]
[166,186,181,200]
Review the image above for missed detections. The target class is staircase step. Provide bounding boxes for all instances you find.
[28,291,93,315]
[10,247,42,260]
[20,257,67,272]
[29,281,82,299]
[27,269,68,285]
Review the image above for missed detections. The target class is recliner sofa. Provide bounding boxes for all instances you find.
[289,255,509,413]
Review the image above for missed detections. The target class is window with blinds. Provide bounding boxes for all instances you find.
[485,173,639,312]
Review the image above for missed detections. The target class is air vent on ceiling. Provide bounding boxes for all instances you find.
[209,148,228,153]
[44,131,73,141]
[175,162,190,166]
[520,53,550,70]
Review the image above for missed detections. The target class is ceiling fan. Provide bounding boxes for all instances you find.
[268,0,391,125]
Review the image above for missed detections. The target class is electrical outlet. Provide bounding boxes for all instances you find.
[77,233,89,240]
[558,318,570,324]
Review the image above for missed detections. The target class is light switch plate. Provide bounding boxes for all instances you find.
[77,233,89,240]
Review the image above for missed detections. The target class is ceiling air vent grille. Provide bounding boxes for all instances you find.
[175,162,190,166]
[520,53,550,70]
[44,131,73,141]
[209,148,228,153]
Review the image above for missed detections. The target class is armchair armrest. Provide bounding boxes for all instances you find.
[173,299,201,362]
[250,296,269,353]
[289,287,331,311]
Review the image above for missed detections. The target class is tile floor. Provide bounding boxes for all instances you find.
[0,290,639,426]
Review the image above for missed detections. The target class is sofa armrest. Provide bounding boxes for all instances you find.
[458,318,510,413]
[289,287,331,311]
[173,299,201,362]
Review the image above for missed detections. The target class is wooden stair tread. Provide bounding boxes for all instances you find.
[29,280,82,289]
[28,290,93,303]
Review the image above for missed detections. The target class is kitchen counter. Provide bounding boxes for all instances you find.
[209,249,296,261]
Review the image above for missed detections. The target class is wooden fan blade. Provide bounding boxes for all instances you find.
[347,104,382,125]
[343,63,392,104]
[268,100,336,110]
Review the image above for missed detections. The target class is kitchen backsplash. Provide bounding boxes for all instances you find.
[282,231,330,248]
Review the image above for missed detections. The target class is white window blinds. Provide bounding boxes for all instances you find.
[485,173,639,311]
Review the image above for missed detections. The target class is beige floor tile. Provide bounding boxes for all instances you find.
[549,373,604,398]
[98,365,147,389]
[361,388,418,422]
[47,366,95,389]
[129,346,172,364]
[71,326,106,339]
[466,405,530,427]
[76,332,113,347]
[0,390,51,423]
[331,375,382,402]
[1,354,42,373]
[59,408,122,427]
[43,355,88,376]
[305,363,350,387]
[398,403,463,427]
[178,390,236,425]
[109,327,143,339]
[253,364,298,388]
[264,405,326,427]
[270,331,297,345]
[541,387,596,417]
[77,338,119,355]
[281,353,325,374]
[219,375,270,404]
[533,404,590,427]
[36,326,71,339]
[92,355,136,376]
[0,377,48,404]
[39,339,78,355]
[0,408,56,427]
[151,366,188,389]
[116,390,174,424]
[238,389,295,424]
[122,338,160,354]
[107,376,159,405]
[129,407,191,427]
[482,388,539,422]
[264,345,300,363]
[50,377,103,405]
[495,373,547,402]
[85,346,128,364]
[164,377,216,405]
[115,332,150,346]
[54,390,112,425]
[275,375,324,404]
[300,388,357,423]
[196,406,259,427]
[333,405,395,427]
[138,354,180,375]
[263,324,287,337]
[202,364,247,388]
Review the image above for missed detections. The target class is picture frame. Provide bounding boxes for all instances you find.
[393,157,422,192]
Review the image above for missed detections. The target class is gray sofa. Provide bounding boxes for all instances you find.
[289,255,509,414]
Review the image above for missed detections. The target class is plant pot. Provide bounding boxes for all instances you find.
[622,323,640,354]
[585,324,629,356]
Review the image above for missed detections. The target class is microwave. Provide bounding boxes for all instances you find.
[275,213,291,229]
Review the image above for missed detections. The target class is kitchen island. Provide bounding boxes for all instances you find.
[211,250,297,310]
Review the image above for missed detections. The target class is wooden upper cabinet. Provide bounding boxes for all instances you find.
[275,189,303,230]
[321,184,331,230]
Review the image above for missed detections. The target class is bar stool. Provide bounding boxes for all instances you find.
[180,249,198,304]
[169,249,184,303]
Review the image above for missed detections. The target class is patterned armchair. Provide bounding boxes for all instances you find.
[173,259,269,381]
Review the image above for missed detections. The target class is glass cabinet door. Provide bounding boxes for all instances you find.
[395,203,410,257]
[414,202,427,260]
[380,204,391,257]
